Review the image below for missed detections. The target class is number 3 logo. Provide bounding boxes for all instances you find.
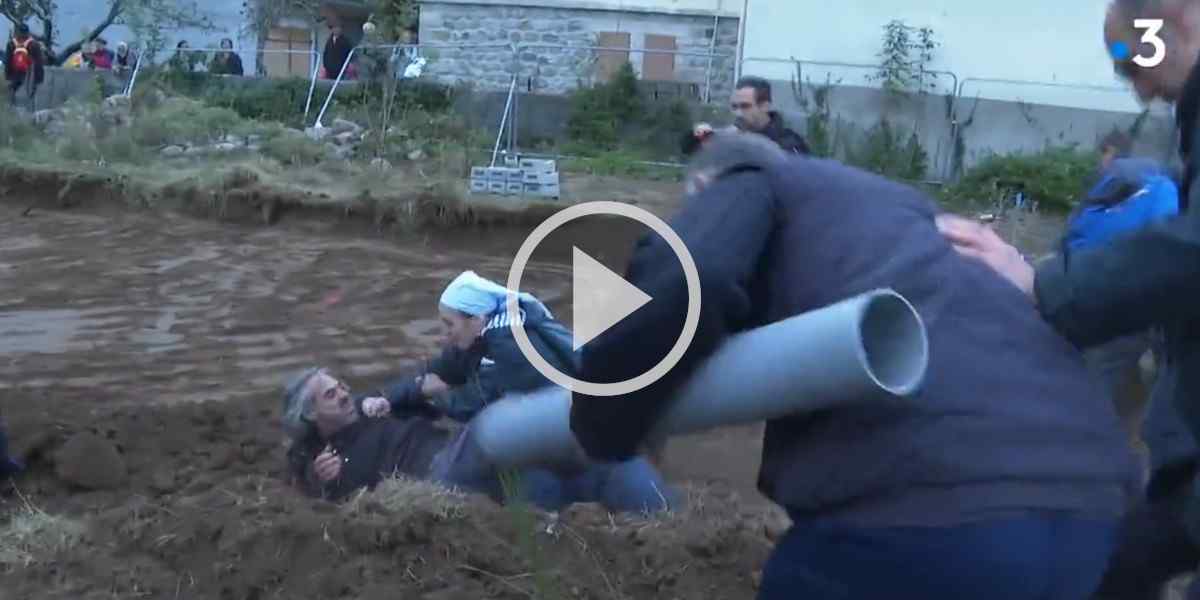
[1133,18,1166,67]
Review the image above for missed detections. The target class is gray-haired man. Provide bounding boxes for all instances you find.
[281,367,501,502]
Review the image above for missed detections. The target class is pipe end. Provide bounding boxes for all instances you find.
[859,289,928,396]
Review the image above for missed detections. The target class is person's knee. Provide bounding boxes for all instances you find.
[600,457,680,513]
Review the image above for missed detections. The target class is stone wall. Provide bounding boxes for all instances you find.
[418,1,738,99]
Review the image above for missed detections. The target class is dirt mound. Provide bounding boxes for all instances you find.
[1,392,776,599]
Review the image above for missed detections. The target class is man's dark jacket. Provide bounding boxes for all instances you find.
[287,396,450,501]
[758,111,810,155]
[322,33,353,78]
[570,132,1136,527]
[1032,57,1200,529]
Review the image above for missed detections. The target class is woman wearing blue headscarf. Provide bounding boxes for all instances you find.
[377,271,678,513]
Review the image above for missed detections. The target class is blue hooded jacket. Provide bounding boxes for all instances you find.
[1064,158,1179,253]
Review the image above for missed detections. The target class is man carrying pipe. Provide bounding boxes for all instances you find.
[568,131,1140,600]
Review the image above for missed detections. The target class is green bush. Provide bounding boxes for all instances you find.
[260,129,327,166]
[129,99,243,146]
[566,62,644,150]
[845,118,928,182]
[939,145,1098,212]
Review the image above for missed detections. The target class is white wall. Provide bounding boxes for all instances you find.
[740,0,1149,113]
[47,0,259,72]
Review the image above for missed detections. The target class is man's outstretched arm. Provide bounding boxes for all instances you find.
[569,169,777,461]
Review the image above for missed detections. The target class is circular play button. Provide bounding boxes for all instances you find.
[506,201,701,396]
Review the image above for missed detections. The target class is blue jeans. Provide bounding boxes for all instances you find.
[759,514,1117,600]
[522,457,678,514]
[429,427,676,514]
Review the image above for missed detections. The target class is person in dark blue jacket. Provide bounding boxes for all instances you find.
[377,271,678,514]
[570,132,1138,600]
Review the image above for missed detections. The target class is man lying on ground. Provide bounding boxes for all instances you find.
[372,271,679,513]
[568,131,1140,600]
[281,366,674,513]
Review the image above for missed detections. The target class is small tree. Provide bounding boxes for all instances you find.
[868,19,939,97]
[0,0,215,66]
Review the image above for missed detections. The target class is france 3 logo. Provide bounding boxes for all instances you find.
[1111,19,1165,68]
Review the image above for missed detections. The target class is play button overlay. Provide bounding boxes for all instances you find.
[506,201,700,397]
[571,247,651,351]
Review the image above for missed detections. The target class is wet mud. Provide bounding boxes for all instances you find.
[0,172,775,598]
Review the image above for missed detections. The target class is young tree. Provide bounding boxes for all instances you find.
[0,0,214,66]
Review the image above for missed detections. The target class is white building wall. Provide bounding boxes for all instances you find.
[740,0,1146,113]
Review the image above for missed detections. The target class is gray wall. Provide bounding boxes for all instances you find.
[418,1,738,100]
[767,80,1177,179]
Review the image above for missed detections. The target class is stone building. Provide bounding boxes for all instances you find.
[416,0,740,100]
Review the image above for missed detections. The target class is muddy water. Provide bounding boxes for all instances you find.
[0,204,769,502]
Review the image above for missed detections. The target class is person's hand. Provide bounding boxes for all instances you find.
[693,122,714,138]
[362,396,390,418]
[420,373,449,397]
[935,214,1036,300]
[313,445,342,483]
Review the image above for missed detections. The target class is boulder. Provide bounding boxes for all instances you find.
[184,145,209,156]
[331,118,362,134]
[55,432,127,490]
[160,145,185,157]
[370,157,392,170]
[32,108,60,126]
[214,142,240,152]
[221,134,243,145]
[333,131,359,146]
[407,149,427,161]
[304,125,331,141]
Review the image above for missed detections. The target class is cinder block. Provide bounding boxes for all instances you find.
[488,181,507,194]
[485,167,509,181]
[506,182,525,194]
[470,179,488,193]
[470,166,488,179]
[506,169,526,182]
[519,158,556,174]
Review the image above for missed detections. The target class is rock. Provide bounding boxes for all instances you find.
[246,134,263,145]
[331,118,361,134]
[333,131,359,146]
[222,134,243,145]
[370,157,392,170]
[304,125,331,141]
[329,144,353,160]
[101,94,131,113]
[32,109,59,126]
[55,432,127,490]
[160,145,185,157]
[246,144,262,152]
[214,142,239,152]
[407,149,426,161]
[184,145,209,156]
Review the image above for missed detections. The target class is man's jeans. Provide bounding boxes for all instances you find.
[759,513,1117,600]
[428,425,676,514]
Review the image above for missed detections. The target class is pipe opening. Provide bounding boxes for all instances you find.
[859,292,928,396]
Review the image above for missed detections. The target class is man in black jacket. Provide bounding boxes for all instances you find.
[681,76,810,157]
[936,1,1200,597]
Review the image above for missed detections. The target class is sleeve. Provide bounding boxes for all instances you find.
[569,169,777,461]
[233,55,244,76]
[1034,188,1200,348]
[428,344,481,386]
[784,129,811,155]
[380,376,445,419]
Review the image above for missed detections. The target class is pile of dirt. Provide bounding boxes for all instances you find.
[0,393,777,599]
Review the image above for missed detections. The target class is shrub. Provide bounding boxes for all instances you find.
[939,145,1098,212]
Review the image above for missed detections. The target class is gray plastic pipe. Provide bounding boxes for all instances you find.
[469,288,929,468]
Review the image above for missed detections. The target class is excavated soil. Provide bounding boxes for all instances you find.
[0,167,777,600]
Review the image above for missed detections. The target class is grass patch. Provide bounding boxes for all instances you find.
[0,502,86,570]
[342,476,468,521]
[939,145,1098,213]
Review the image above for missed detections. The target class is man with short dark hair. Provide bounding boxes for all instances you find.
[682,76,810,157]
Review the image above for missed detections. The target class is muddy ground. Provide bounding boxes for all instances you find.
[0,160,1081,599]
[0,168,791,599]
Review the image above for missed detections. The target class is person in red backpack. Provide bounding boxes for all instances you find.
[6,23,44,107]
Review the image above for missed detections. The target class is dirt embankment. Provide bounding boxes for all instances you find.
[2,395,778,600]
